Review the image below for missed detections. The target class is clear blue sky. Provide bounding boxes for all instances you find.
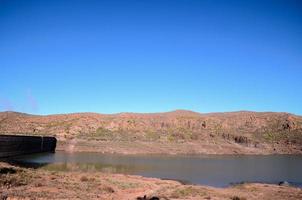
[0,0,301,115]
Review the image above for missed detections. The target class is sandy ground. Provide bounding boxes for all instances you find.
[1,162,301,200]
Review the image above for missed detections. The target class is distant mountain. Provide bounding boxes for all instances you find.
[0,110,301,154]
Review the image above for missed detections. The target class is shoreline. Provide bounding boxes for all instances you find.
[1,162,302,200]
[57,148,302,156]
[7,152,302,189]
[57,139,302,155]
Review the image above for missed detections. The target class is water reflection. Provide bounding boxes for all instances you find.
[7,151,302,187]
[42,162,150,174]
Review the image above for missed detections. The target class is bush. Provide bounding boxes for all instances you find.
[230,196,247,200]
[80,176,88,182]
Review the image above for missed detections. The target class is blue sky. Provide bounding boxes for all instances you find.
[0,0,302,115]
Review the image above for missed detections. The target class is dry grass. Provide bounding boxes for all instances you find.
[1,162,302,200]
[230,196,247,200]
[169,186,207,198]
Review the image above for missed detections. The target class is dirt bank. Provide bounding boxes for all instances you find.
[1,162,301,200]
[57,139,302,155]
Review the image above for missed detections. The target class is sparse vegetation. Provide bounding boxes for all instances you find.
[80,176,88,182]
[230,196,247,200]
[0,166,30,187]
[170,186,207,198]
[106,178,139,190]
[145,130,160,141]
[264,132,277,142]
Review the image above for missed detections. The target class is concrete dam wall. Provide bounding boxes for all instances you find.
[0,135,57,158]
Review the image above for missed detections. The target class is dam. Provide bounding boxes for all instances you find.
[0,135,56,158]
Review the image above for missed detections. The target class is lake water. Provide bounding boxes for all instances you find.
[7,151,302,187]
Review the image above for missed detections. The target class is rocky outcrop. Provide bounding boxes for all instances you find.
[0,111,301,153]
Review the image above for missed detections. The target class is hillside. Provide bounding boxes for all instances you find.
[0,110,302,154]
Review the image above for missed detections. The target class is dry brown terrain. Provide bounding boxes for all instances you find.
[1,162,302,200]
[1,110,302,154]
[1,111,302,199]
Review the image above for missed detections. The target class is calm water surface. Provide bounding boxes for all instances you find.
[8,151,302,187]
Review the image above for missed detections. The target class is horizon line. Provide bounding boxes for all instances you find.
[0,109,297,117]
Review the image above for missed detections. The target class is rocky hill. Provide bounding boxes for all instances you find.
[0,110,302,154]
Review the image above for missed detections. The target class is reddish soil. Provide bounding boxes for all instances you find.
[1,162,301,200]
